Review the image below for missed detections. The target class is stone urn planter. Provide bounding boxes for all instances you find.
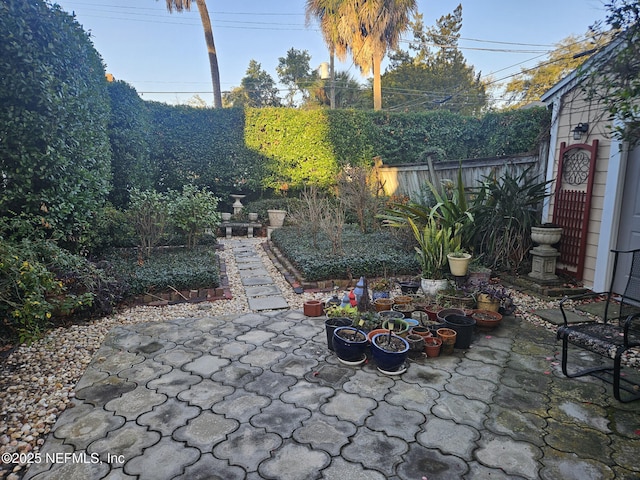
[370,333,409,374]
[248,212,259,222]
[267,209,287,227]
[221,212,232,221]
[530,225,563,248]
[529,225,563,283]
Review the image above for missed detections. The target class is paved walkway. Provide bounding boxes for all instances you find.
[23,240,640,479]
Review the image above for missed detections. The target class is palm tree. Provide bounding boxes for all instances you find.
[163,0,222,108]
[306,0,416,110]
[305,0,348,109]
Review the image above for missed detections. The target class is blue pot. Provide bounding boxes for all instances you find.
[332,327,368,362]
[371,333,409,372]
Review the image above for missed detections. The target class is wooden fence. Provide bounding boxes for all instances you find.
[374,153,544,199]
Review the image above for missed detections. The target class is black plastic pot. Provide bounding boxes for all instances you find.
[324,317,352,351]
[443,314,476,349]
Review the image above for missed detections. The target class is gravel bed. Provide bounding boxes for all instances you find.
[0,237,637,478]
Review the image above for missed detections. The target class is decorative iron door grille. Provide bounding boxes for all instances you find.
[552,140,598,280]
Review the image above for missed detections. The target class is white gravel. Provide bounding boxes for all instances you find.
[0,237,637,478]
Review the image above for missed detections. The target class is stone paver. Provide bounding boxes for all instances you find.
[22,239,640,480]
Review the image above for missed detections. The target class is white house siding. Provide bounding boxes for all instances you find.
[548,88,614,288]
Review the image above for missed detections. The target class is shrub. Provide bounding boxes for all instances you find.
[127,189,171,258]
[0,239,99,344]
[170,185,221,249]
[0,0,111,248]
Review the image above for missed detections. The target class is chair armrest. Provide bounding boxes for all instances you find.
[623,312,640,348]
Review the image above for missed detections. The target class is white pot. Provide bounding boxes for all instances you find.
[267,209,287,227]
[248,212,258,221]
[421,278,449,296]
[221,212,232,221]
[447,253,472,277]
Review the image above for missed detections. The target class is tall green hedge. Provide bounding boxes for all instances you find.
[140,106,549,200]
[107,80,153,208]
[0,0,112,246]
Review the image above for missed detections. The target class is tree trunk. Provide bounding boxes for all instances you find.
[372,53,382,111]
[196,0,222,108]
[329,46,335,110]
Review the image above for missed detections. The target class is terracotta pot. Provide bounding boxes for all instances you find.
[392,295,412,306]
[424,336,442,357]
[367,328,390,343]
[303,300,323,317]
[373,297,394,312]
[471,309,503,330]
[409,326,432,339]
[437,328,457,355]
[424,304,443,321]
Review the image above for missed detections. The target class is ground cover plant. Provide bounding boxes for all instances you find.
[270,225,418,281]
[101,246,220,297]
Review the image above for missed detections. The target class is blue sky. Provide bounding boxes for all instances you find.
[52,0,608,106]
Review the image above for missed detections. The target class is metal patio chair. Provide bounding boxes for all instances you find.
[558,249,640,402]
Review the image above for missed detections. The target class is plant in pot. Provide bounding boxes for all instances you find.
[370,278,393,300]
[447,248,472,277]
[323,305,358,351]
[475,283,515,315]
[370,331,410,374]
[408,216,459,297]
[332,326,369,365]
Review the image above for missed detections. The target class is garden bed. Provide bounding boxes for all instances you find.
[269,225,419,286]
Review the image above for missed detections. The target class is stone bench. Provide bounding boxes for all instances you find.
[220,222,262,239]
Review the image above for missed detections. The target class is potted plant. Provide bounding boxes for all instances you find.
[447,249,472,277]
[475,283,515,315]
[408,216,459,296]
[370,278,393,299]
[332,326,369,365]
[323,304,358,351]
[370,332,410,374]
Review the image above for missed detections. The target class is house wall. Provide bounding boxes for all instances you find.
[550,87,614,288]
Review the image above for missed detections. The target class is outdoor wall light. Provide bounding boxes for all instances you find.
[572,122,589,141]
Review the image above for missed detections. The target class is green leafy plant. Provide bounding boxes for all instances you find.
[170,185,221,249]
[127,189,171,258]
[468,167,551,272]
[408,216,460,279]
